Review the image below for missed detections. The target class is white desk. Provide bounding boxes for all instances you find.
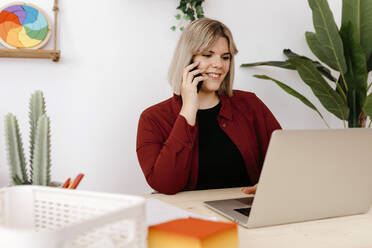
[146,187,372,248]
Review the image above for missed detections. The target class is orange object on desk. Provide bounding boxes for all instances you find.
[61,178,71,188]
[68,173,84,189]
[148,217,238,248]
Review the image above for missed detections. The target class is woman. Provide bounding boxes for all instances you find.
[136,18,281,195]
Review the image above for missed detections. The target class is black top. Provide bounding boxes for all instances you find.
[196,102,251,190]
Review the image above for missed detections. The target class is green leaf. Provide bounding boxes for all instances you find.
[306,32,349,97]
[177,0,187,10]
[363,92,372,117]
[186,8,195,21]
[180,26,185,31]
[283,48,336,82]
[241,49,337,82]
[289,57,349,120]
[340,22,368,126]
[170,26,176,31]
[342,0,372,67]
[367,54,372,71]
[241,61,296,70]
[5,114,28,185]
[31,115,51,186]
[307,0,347,73]
[305,32,334,69]
[254,74,329,127]
[179,6,187,13]
[347,90,360,127]
[335,75,348,103]
[196,5,204,18]
[175,14,181,20]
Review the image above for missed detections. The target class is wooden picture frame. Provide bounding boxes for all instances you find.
[0,0,60,62]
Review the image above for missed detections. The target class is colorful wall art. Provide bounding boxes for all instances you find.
[0,3,51,49]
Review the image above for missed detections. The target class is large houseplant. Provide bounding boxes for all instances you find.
[241,0,372,128]
[5,91,52,186]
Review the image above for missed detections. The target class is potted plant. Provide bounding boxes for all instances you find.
[171,0,205,31]
[5,90,52,186]
[241,0,372,128]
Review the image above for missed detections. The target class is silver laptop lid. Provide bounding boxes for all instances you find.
[247,129,372,228]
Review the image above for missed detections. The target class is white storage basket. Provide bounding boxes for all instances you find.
[0,186,146,248]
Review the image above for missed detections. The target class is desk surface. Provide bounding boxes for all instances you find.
[146,187,372,248]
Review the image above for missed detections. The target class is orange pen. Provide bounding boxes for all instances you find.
[62,178,71,188]
[68,173,84,189]
[67,179,75,189]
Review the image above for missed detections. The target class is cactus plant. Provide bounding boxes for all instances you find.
[5,91,52,186]
[5,114,28,184]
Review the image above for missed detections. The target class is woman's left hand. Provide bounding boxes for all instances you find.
[241,184,257,194]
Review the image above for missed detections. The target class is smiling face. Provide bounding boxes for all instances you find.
[193,36,231,93]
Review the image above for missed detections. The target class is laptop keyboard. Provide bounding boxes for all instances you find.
[234,207,251,217]
[236,197,254,205]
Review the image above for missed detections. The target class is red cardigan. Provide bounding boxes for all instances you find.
[136,90,281,194]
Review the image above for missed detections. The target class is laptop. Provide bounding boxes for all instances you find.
[204,129,372,228]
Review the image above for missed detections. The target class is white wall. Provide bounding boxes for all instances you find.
[0,0,344,194]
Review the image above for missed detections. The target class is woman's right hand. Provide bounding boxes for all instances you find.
[179,61,204,126]
[241,184,258,195]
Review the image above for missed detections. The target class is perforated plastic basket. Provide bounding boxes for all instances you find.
[0,186,146,248]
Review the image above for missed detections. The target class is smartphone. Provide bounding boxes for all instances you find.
[190,61,203,92]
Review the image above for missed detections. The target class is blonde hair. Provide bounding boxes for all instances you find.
[168,18,238,97]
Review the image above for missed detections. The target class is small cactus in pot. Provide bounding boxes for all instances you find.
[5,91,52,186]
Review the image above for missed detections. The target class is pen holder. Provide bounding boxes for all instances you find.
[0,186,146,248]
